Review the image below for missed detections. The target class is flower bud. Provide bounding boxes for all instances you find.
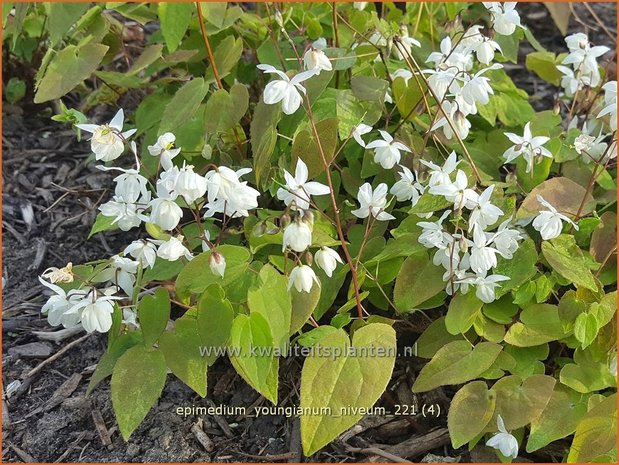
[282,219,312,253]
[287,265,320,293]
[209,252,226,278]
[315,247,344,278]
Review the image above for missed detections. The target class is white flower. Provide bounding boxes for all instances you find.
[458,274,510,303]
[315,247,344,277]
[562,33,609,88]
[468,185,503,230]
[597,81,617,131]
[391,69,414,86]
[92,255,138,298]
[276,158,330,211]
[610,352,617,377]
[282,217,313,253]
[468,227,499,274]
[502,122,552,173]
[353,2,368,9]
[486,415,519,459]
[303,48,332,73]
[175,164,207,205]
[426,68,461,101]
[366,130,412,169]
[257,64,318,115]
[532,195,579,240]
[147,132,181,171]
[432,100,472,140]
[149,196,183,231]
[557,65,584,97]
[99,195,150,231]
[124,240,158,269]
[351,183,395,221]
[483,2,521,36]
[352,123,373,148]
[430,169,479,210]
[490,219,523,259]
[204,166,251,202]
[288,265,320,293]
[76,109,136,162]
[427,36,472,73]
[41,263,74,284]
[38,277,83,328]
[418,211,451,249]
[462,26,502,64]
[157,235,193,261]
[420,151,459,187]
[390,166,424,206]
[209,251,226,278]
[203,181,260,219]
[67,289,120,334]
[393,25,421,60]
[312,38,328,50]
[460,64,502,106]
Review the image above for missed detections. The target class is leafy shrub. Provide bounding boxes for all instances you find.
[10,1,616,460]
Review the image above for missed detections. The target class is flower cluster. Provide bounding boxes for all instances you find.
[558,33,610,97]
[39,108,263,332]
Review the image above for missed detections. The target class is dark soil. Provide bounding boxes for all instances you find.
[2,3,616,463]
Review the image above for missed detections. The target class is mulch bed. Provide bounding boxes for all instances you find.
[2,3,615,462]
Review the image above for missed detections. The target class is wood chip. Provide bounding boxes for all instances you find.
[191,418,214,452]
[25,373,82,419]
[91,407,113,447]
[205,398,234,438]
[380,427,450,459]
[10,443,37,462]
[8,341,53,358]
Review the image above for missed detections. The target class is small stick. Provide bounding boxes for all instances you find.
[191,418,215,452]
[22,333,90,380]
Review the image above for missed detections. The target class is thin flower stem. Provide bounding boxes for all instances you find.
[196,2,223,89]
[575,140,614,220]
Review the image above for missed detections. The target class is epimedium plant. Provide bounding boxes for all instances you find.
[10,1,616,460]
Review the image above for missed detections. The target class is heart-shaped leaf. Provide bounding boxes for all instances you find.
[300,323,396,455]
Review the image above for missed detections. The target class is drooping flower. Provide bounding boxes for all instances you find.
[468,226,500,275]
[390,166,424,207]
[483,3,522,36]
[276,158,330,211]
[66,288,120,333]
[418,211,452,249]
[420,151,460,187]
[598,80,617,131]
[99,195,150,231]
[365,130,412,169]
[149,193,183,231]
[532,195,579,240]
[209,251,226,278]
[430,169,478,210]
[38,277,83,328]
[282,215,313,253]
[288,265,320,293]
[147,132,181,171]
[502,122,552,173]
[257,64,318,114]
[457,274,510,303]
[352,123,373,148]
[351,183,395,221]
[490,219,523,259]
[124,240,158,269]
[76,109,136,162]
[91,255,139,298]
[157,235,193,261]
[315,247,344,277]
[175,164,207,205]
[486,415,519,459]
[468,185,503,231]
[303,47,332,73]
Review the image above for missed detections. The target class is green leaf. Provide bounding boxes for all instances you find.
[300,323,396,455]
[248,265,291,351]
[128,44,164,74]
[111,346,167,440]
[568,394,617,462]
[251,98,280,188]
[448,381,496,448]
[290,284,321,335]
[560,360,616,394]
[351,75,388,102]
[159,78,208,133]
[409,194,452,214]
[291,118,338,179]
[5,77,26,104]
[574,312,599,349]
[493,239,538,297]
[142,258,183,281]
[394,250,445,313]
[445,292,483,335]
[504,345,548,378]
[138,288,170,347]
[229,313,279,404]
[413,317,465,359]
[504,304,567,347]
[158,2,193,52]
[412,341,503,393]
[542,235,598,292]
[197,285,234,366]
[159,316,208,397]
[35,42,109,103]
[526,385,589,452]
[525,52,562,86]
[336,89,381,140]
[46,3,90,46]
[88,213,119,238]
[86,332,142,395]
[205,35,243,83]
[490,374,556,430]
[175,245,251,299]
